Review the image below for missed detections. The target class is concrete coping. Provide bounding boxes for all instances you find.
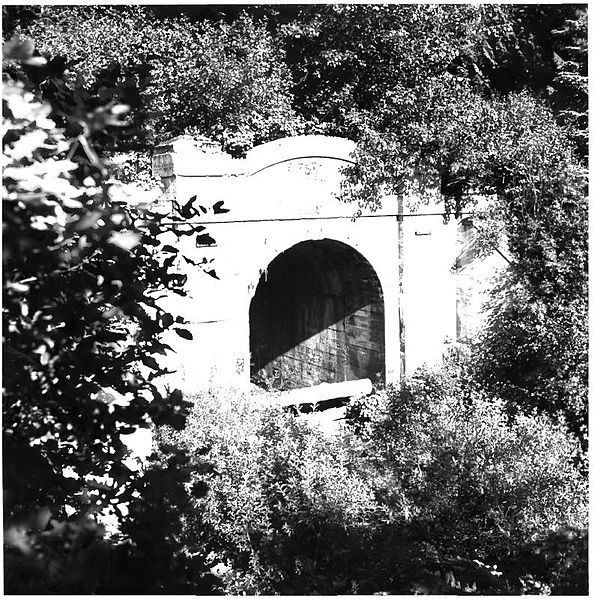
[244,135,356,176]
[153,135,357,178]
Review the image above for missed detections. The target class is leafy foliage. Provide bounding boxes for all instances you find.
[472,270,587,449]
[349,371,588,594]
[9,5,302,155]
[2,39,215,593]
[497,5,588,159]
[159,381,587,595]
[348,372,587,557]
[325,11,588,450]
[278,4,512,137]
[3,5,588,594]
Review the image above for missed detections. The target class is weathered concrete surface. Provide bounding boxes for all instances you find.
[151,135,506,392]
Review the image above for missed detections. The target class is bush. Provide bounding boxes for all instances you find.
[160,388,385,594]
[471,278,588,452]
[348,368,588,592]
[159,378,587,594]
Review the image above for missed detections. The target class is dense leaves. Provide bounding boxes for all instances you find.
[497,6,588,159]
[160,382,587,594]
[2,4,588,594]
[323,7,588,451]
[2,39,212,592]
[279,4,512,137]
[7,5,301,155]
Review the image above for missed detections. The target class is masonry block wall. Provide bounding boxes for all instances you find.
[151,135,505,392]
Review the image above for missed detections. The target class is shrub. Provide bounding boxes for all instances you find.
[160,378,587,594]
[160,388,386,594]
[347,368,588,591]
[2,38,215,594]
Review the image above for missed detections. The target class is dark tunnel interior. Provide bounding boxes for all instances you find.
[249,239,385,390]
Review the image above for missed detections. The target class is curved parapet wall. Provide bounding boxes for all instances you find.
[243,135,356,176]
[153,134,356,179]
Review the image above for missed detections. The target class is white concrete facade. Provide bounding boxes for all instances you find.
[152,135,504,392]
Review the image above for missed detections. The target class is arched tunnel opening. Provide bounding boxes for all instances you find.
[249,239,385,390]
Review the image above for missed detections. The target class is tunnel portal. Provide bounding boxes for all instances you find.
[249,239,385,390]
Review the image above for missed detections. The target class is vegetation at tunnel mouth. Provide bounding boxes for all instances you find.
[2,4,588,594]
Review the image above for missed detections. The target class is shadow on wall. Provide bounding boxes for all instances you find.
[249,239,385,390]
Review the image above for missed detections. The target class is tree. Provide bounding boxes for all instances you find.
[276,4,512,137]
[316,7,587,447]
[488,5,588,159]
[2,37,217,592]
[9,5,301,154]
[270,4,587,445]
[548,6,588,158]
[274,4,587,159]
